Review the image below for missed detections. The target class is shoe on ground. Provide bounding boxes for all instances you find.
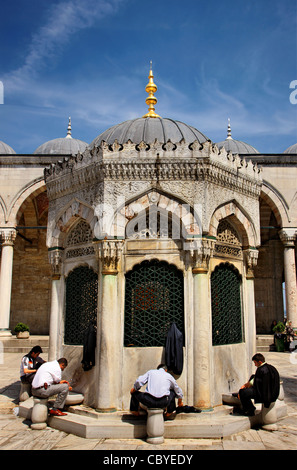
[232,407,255,417]
[50,409,67,416]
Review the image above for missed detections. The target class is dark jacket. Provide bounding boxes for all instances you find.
[81,322,97,371]
[253,363,280,407]
[165,323,184,376]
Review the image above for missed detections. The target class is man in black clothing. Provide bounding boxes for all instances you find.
[238,353,280,416]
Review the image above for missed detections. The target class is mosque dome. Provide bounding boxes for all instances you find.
[89,65,209,149]
[283,143,297,154]
[216,119,259,154]
[34,118,88,155]
[89,117,209,148]
[0,140,16,154]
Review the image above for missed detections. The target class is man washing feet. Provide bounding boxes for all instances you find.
[130,364,183,419]
[32,358,71,416]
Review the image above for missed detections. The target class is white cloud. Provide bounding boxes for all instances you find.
[4,0,125,90]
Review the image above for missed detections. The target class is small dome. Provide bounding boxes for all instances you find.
[0,140,16,154]
[283,143,297,154]
[34,118,88,155]
[89,117,209,148]
[216,119,259,155]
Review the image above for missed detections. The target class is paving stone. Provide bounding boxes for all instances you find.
[1,351,297,450]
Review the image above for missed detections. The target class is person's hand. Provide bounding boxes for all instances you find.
[178,398,183,407]
[130,387,136,394]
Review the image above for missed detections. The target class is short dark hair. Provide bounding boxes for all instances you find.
[58,358,68,367]
[252,353,265,363]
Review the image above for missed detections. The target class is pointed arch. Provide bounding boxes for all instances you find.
[49,198,97,247]
[260,182,289,227]
[209,200,257,248]
[108,189,202,240]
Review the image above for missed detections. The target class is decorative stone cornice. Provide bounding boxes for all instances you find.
[44,140,262,200]
[0,228,17,246]
[95,239,124,274]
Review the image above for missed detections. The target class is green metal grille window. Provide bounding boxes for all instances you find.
[124,260,184,347]
[64,266,98,345]
[211,262,243,346]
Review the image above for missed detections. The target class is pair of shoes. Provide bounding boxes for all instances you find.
[49,409,67,416]
[232,407,255,417]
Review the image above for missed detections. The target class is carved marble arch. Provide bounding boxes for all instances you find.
[112,190,201,240]
[50,199,97,247]
[209,201,257,249]
[64,219,95,261]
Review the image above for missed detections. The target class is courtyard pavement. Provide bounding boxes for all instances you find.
[0,349,297,454]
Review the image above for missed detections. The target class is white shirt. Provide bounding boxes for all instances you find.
[134,368,183,399]
[32,360,62,388]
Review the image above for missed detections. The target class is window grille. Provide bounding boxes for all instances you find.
[64,266,98,345]
[124,260,184,347]
[211,262,243,346]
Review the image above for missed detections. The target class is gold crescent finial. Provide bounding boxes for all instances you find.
[143,62,161,118]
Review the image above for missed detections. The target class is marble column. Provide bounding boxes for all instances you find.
[48,248,64,361]
[279,229,297,328]
[95,240,123,411]
[244,248,259,360]
[0,228,17,336]
[191,238,214,409]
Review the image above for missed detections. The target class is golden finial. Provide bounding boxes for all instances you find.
[143,61,161,118]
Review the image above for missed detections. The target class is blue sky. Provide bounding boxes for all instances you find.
[0,0,296,154]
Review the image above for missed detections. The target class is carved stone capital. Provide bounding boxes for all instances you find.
[96,239,124,274]
[48,247,64,278]
[279,228,297,248]
[243,248,259,278]
[185,238,215,273]
[0,228,17,246]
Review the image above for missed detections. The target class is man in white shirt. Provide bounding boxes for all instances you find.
[32,358,72,416]
[130,364,183,418]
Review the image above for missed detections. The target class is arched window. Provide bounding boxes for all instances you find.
[64,266,98,345]
[124,260,184,347]
[211,262,243,346]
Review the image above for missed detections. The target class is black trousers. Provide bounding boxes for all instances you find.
[239,387,257,412]
[130,390,177,413]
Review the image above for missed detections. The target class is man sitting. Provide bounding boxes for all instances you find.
[130,364,183,419]
[32,358,72,416]
[237,353,280,416]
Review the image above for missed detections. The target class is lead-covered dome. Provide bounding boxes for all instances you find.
[216,120,259,154]
[0,140,16,154]
[283,143,297,154]
[89,117,209,149]
[34,118,88,155]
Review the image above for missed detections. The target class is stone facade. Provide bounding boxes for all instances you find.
[0,121,296,411]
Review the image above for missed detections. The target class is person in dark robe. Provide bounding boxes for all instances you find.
[237,353,280,416]
[81,321,97,371]
[165,323,183,376]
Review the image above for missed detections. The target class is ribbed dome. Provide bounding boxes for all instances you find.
[34,137,88,155]
[0,140,16,154]
[283,143,297,154]
[33,118,88,155]
[89,117,209,149]
[216,120,259,154]
[216,138,259,154]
